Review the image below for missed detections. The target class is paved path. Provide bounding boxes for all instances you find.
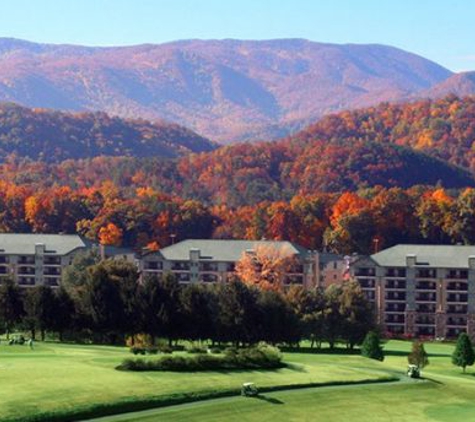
[81,376,418,422]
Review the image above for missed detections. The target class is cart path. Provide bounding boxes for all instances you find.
[81,375,419,422]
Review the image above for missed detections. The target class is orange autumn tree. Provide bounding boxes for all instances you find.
[98,223,123,246]
[235,243,297,291]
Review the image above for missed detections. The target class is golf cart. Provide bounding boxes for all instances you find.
[407,364,420,379]
[241,382,259,397]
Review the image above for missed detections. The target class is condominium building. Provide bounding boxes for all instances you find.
[141,239,346,289]
[351,244,475,340]
[0,233,133,287]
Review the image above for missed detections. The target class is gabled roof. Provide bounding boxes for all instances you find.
[0,233,87,255]
[0,233,135,257]
[371,244,475,268]
[147,239,310,262]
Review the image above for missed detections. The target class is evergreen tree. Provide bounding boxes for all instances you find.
[452,333,475,373]
[0,277,24,339]
[408,341,429,369]
[339,280,375,349]
[23,285,57,340]
[361,331,384,361]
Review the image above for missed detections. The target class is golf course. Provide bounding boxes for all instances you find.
[0,340,474,421]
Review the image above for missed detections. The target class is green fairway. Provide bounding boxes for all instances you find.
[0,341,391,421]
[86,341,475,422]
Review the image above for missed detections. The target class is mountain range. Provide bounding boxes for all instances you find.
[0,38,473,143]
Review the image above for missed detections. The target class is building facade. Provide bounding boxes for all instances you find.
[351,245,475,340]
[141,239,346,289]
[0,233,133,287]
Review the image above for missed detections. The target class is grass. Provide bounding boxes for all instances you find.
[0,341,391,421]
[93,340,475,422]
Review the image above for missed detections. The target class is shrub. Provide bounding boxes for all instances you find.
[157,344,173,354]
[118,344,284,372]
[130,346,146,355]
[209,347,221,354]
[186,344,208,354]
[147,346,159,355]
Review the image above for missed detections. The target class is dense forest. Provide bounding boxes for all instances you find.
[0,103,215,161]
[1,96,475,254]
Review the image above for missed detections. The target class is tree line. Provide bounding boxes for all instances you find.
[0,253,375,348]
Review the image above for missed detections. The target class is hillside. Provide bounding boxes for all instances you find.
[0,103,215,161]
[422,71,475,99]
[0,38,452,143]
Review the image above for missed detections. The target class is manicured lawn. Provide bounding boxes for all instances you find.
[89,341,475,422]
[0,341,390,421]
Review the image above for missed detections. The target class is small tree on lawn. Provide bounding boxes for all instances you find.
[408,341,429,370]
[452,332,475,373]
[361,331,384,361]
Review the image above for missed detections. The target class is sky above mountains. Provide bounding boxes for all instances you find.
[1,0,473,72]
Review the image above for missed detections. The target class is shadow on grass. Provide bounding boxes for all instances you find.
[253,394,284,405]
[281,346,361,355]
[420,376,444,385]
[284,363,308,373]
[384,350,451,358]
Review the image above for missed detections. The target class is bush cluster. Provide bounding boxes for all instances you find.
[118,343,284,372]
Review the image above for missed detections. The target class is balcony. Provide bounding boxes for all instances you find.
[0,255,9,264]
[416,269,436,279]
[385,292,406,301]
[44,268,61,276]
[415,293,437,302]
[446,294,468,304]
[199,262,218,272]
[18,256,35,265]
[44,256,61,266]
[144,261,163,271]
[200,273,218,283]
[171,262,190,271]
[446,270,468,280]
[385,268,406,278]
[385,303,406,313]
[416,281,437,291]
[358,279,375,288]
[18,266,35,275]
[416,304,436,313]
[446,282,468,292]
[355,268,376,277]
[447,305,468,314]
[385,280,406,289]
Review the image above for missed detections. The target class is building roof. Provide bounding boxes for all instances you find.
[149,239,310,262]
[0,233,87,255]
[0,233,135,257]
[371,244,475,268]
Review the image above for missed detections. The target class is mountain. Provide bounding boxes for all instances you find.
[0,38,453,143]
[422,71,475,98]
[0,103,215,161]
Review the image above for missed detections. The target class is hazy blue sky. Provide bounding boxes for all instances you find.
[1,0,473,71]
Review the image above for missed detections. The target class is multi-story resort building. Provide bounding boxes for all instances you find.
[351,244,475,340]
[0,233,133,287]
[140,239,346,289]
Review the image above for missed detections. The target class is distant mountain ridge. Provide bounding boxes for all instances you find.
[0,37,455,142]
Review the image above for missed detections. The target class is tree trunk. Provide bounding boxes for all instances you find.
[41,329,45,342]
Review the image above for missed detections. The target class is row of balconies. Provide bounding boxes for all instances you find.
[355,267,470,280]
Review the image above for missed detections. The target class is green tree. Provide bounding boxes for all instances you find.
[452,332,475,373]
[0,277,24,339]
[216,279,260,346]
[361,331,384,361]
[408,341,429,369]
[339,281,375,349]
[257,289,300,345]
[180,284,216,342]
[23,285,57,340]
[83,264,125,343]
